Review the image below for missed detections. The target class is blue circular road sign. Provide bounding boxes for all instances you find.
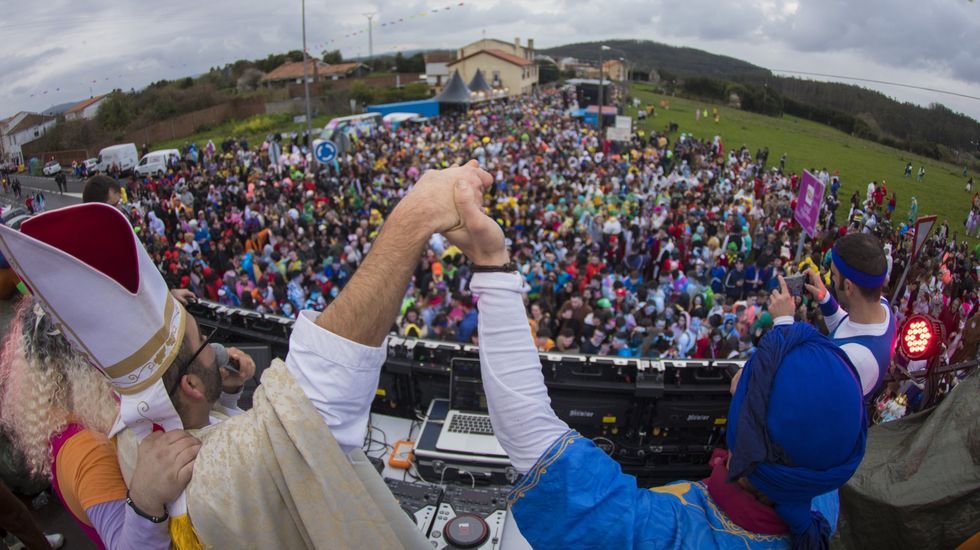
[314,140,337,163]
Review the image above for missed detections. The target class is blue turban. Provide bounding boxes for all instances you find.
[727,322,866,550]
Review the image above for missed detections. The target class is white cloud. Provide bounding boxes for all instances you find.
[0,0,977,121]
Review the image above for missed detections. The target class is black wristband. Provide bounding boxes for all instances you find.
[470,262,518,273]
[126,491,169,523]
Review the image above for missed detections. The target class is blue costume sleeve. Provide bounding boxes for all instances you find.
[507,431,825,549]
[508,431,686,549]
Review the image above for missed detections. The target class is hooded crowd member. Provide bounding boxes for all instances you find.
[801,232,896,402]
[0,161,492,549]
[446,179,867,549]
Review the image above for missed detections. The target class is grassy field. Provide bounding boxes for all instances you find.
[150,112,340,151]
[627,83,975,239]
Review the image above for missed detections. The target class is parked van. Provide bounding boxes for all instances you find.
[97,143,139,174]
[135,149,180,177]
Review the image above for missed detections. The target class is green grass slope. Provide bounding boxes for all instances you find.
[628,84,975,240]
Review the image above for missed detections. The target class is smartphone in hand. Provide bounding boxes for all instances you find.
[784,274,806,297]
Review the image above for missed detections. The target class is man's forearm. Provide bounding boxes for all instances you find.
[315,207,433,346]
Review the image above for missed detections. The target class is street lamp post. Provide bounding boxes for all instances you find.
[620,57,629,110]
[598,45,610,136]
[364,14,375,61]
[301,0,316,173]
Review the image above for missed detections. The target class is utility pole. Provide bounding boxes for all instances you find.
[598,45,610,136]
[619,57,628,111]
[302,0,316,173]
[364,14,375,63]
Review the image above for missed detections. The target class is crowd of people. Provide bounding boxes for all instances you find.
[96,89,976,373]
[1,86,978,550]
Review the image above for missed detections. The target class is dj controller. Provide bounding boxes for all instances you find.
[187,300,745,486]
[386,478,510,549]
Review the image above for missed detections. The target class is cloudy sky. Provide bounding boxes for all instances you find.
[2,0,979,121]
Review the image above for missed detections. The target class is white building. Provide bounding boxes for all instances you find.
[0,112,57,164]
[424,52,454,87]
[64,94,108,121]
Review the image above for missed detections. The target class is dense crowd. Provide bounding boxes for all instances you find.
[108,89,979,366]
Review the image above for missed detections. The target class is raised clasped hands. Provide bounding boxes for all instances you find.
[398,160,495,235]
[443,165,509,266]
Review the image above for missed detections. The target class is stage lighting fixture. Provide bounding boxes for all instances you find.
[899,314,945,361]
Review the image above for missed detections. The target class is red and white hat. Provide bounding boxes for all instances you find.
[0,203,186,439]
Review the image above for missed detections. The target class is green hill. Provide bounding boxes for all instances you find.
[541,39,771,81]
[628,83,976,243]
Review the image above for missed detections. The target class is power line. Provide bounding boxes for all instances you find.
[771,69,980,102]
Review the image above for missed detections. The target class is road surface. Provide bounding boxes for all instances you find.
[2,173,83,211]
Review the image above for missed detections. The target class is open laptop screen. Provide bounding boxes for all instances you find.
[449,358,488,413]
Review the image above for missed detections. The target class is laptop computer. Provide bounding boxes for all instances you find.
[435,358,508,457]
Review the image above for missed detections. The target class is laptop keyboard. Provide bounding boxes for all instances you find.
[447,414,495,435]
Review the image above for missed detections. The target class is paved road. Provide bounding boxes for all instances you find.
[2,174,83,211]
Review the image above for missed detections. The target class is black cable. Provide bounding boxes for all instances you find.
[770,69,980,102]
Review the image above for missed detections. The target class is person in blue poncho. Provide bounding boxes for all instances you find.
[449,178,868,550]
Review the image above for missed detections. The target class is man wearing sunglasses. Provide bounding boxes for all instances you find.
[0,161,493,548]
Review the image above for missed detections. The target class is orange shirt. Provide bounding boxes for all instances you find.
[245,228,271,253]
[54,429,128,526]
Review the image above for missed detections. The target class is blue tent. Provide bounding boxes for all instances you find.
[366,99,440,118]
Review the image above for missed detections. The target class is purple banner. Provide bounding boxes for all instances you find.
[794,170,825,238]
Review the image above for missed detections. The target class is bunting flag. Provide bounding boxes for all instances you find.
[310,2,465,53]
[21,3,467,101]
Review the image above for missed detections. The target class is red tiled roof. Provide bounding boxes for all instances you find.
[424,52,455,63]
[8,113,54,134]
[448,48,533,68]
[261,60,332,82]
[65,94,107,115]
[320,62,364,77]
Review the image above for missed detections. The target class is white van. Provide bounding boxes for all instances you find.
[135,149,180,177]
[97,143,139,174]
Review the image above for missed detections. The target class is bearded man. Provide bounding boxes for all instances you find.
[0,162,491,549]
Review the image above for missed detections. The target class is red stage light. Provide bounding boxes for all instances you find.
[899,314,945,361]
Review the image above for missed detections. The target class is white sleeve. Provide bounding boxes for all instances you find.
[819,292,849,334]
[838,343,879,396]
[471,272,570,473]
[284,310,387,454]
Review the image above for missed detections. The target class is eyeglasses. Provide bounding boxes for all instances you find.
[168,323,217,397]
